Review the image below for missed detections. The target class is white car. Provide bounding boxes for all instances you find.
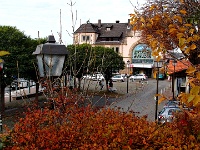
[92,73,104,81]
[158,107,181,124]
[82,74,92,80]
[111,74,125,82]
[129,74,147,81]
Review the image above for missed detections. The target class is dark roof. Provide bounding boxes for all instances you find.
[74,21,131,41]
[74,23,99,33]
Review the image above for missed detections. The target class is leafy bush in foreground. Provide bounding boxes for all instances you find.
[1,89,200,149]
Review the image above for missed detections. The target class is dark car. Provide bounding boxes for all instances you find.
[158,73,165,80]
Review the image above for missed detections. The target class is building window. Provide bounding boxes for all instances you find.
[111,47,119,53]
[132,44,153,64]
[82,35,90,42]
[115,47,119,53]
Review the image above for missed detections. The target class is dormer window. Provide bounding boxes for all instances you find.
[106,25,113,31]
[107,28,111,31]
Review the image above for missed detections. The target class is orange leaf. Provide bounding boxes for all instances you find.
[184,23,192,27]
[186,66,196,74]
[158,97,167,105]
[190,44,196,50]
[179,27,187,32]
[180,10,187,15]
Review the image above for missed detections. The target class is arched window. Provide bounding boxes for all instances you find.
[132,44,153,64]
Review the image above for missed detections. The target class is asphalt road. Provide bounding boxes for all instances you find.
[81,78,172,122]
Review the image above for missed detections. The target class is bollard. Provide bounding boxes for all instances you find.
[0,114,2,132]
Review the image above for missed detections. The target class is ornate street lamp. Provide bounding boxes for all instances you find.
[154,59,163,121]
[127,60,130,93]
[33,35,68,78]
[33,35,68,108]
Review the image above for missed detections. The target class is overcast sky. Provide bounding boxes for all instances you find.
[0,0,145,45]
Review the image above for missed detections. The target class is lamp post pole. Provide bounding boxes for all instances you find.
[0,59,4,132]
[0,60,4,114]
[155,61,159,121]
[172,59,177,100]
[127,60,130,93]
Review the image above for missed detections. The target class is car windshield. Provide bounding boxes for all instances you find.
[168,108,181,115]
[159,108,166,114]
[114,75,120,78]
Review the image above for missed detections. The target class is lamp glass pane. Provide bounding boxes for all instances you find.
[37,54,65,77]
[44,55,65,77]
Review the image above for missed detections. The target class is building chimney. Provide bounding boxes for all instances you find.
[116,20,120,23]
[127,19,131,29]
[98,19,101,27]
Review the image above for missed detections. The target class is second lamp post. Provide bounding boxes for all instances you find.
[127,60,130,93]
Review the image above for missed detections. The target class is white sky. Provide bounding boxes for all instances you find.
[0,0,145,45]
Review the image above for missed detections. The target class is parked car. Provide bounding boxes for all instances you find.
[129,74,147,81]
[111,74,125,82]
[11,78,36,90]
[158,73,165,80]
[158,107,181,124]
[163,100,180,108]
[82,74,92,80]
[92,73,104,81]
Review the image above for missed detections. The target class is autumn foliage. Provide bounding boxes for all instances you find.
[0,88,199,149]
[130,0,200,110]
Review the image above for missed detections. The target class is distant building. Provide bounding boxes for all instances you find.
[74,19,157,77]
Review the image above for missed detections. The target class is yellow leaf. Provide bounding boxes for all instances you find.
[188,94,195,103]
[190,44,196,50]
[173,15,182,23]
[140,17,145,23]
[158,97,166,105]
[193,95,200,106]
[149,5,155,11]
[147,35,153,40]
[169,28,177,34]
[190,86,200,95]
[187,37,193,43]
[184,23,192,27]
[179,38,186,47]
[184,47,190,54]
[186,66,196,74]
[189,29,195,34]
[179,27,187,32]
[193,35,199,41]
[196,72,200,80]
[154,15,161,21]
[129,13,135,17]
[180,10,187,15]
[152,51,159,56]
[132,26,138,31]
[179,93,189,104]
[177,33,185,39]
[150,40,158,49]
[0,51,10,56]
[169,24,175,28]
